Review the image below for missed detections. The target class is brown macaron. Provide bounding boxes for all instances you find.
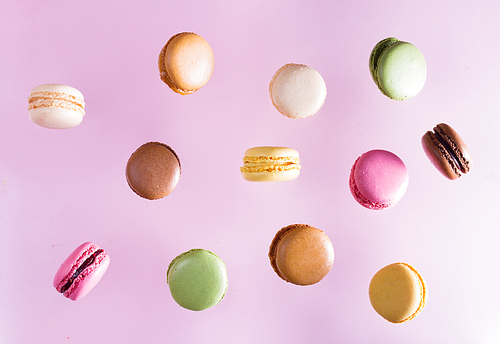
[158,32,214,95]
[421,123,472,180]
[269,224,334,286]
[126,142,181,200]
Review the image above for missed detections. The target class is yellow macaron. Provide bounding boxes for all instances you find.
[240,146,301,182]
[369,262,427,323]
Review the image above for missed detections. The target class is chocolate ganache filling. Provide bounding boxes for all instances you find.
[433,130,465,173]
[60,249,103,293]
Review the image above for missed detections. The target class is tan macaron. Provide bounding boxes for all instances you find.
[369,262,427,323]
[269,224,334,286]
[240,146,301,182]
[158,32,214,95]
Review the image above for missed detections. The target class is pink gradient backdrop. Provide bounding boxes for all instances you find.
[1,0,500,343]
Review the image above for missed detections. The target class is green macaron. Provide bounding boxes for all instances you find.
[369,37,427,100]
[167,249,228,311]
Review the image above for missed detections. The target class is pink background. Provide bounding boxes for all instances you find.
[1,1,500,343]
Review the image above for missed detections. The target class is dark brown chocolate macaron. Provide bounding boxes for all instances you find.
[421,123,472,180]
[126,142,181,200]
[269,224,334,286]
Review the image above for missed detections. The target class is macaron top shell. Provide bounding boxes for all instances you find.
[167,249,228,311]
[269,224,334,286]
[243,146,299,159]
[269,63,327,119]
[159,32,214,95]
[126,142,181,200]
[421,123,472,180]
[349,150,409,210]
[369,262,427,323]
[369,38,426,100]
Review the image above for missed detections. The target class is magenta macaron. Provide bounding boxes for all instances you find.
[349,149,409,210]
[53,242,110,301]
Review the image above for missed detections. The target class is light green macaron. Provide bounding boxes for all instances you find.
[369,37,427,101]
[167,249,228,311]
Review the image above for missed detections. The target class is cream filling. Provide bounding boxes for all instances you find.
[28,92,85,115]
[240,156,301,173]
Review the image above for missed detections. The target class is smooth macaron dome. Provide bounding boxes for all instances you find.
[421,123,472,180]
[349,149,409,210]
[167,249,228,311]
[369,37,427,100]
[240,146,301,182]
[269,63,327,119]
[269,224,334,286]
[27,83,85,129]
[369,262,427,323]
[158,32,214,95]
[125,142,181,200]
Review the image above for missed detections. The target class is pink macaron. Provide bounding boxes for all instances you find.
[53,242,110,301]
[349,149,409,210]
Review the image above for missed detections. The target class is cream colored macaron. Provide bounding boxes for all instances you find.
[269,63,327,119]
[240,146,301,182]
[369,262,427,323]
[158,32,214,95]
[27,84,85,129]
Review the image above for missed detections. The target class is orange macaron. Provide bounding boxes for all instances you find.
[158,32,214,95]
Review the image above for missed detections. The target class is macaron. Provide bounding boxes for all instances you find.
[369,37,426,100]
[269,224,334,286]
[421,123,472,180]
[269,63,327,119]
[240,146,301,182]
[349,149,409,210]
[369,262,427,323]
[27,84,85,129]
[125,142,181,200]
[167,249,228,311]
[53,242,110,301]
[158,32,214,95]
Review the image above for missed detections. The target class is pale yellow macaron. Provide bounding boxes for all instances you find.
[240,146,301,182]
[158,32,214,95]
[27,84,85,129]
[369,262,427,323]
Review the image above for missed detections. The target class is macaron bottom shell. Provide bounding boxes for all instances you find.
[241,169,300,182]
[29,107,84,129]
